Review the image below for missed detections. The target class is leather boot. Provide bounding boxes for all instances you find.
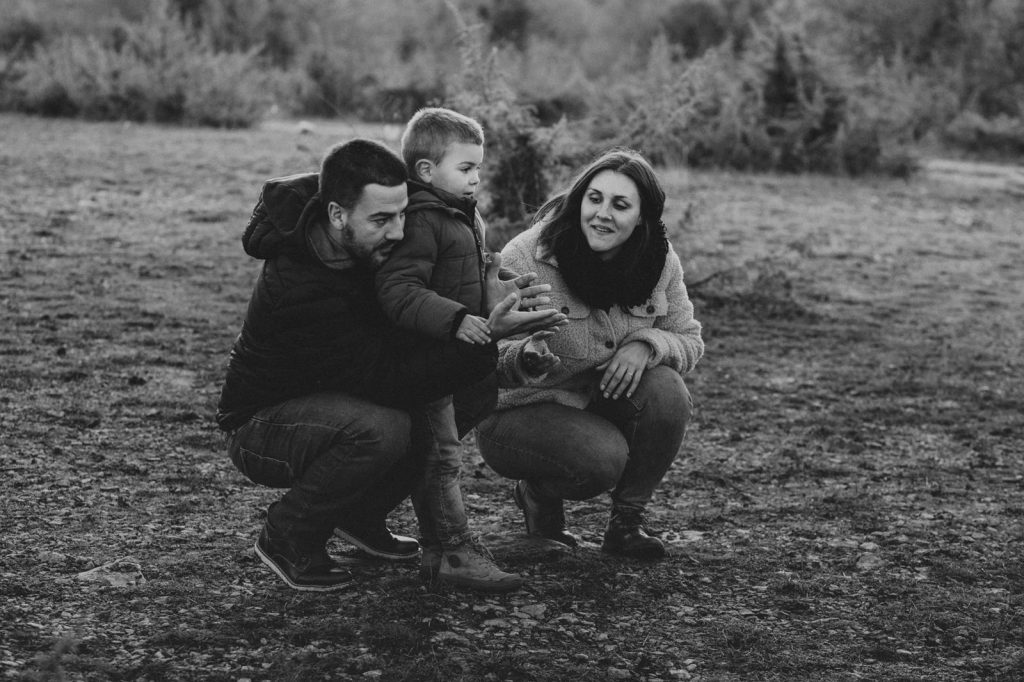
[601,507,666,560]
[513,480,578,547]
[255,522,353,591]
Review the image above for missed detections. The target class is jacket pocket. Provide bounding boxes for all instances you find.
[625,292,667,331]
[546,294,592,360]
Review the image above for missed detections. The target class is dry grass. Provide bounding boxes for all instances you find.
[1,114,1022,681]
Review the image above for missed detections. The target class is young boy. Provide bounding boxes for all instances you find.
[375,107,523,592]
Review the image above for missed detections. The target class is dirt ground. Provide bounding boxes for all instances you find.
[1,113,1022,681]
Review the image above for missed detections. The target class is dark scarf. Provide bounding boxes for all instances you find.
[553,221,669,310]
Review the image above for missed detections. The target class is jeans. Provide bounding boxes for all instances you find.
[476,366,693,512]
[226,391,420,548]
[411,395,471,549]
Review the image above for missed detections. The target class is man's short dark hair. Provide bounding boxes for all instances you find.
[319,139,408,210]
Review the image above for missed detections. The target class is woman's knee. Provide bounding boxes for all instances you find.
[640,366,692,426]
[577,446,628,498]
[477,408,627,499]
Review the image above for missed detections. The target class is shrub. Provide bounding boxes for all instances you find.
[0,15,46,54]
[6,2,288,127]
[443,5,583,249]
[590,22,922,176]
[944,112,1024,157]
[660,0,728,59]
[823,0,1024,120]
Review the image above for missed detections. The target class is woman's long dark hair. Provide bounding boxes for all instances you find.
[535,148,668,309]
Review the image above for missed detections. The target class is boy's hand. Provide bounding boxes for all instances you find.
[484,252,552,312]
[522,331,560,376]
[455,314,492,345]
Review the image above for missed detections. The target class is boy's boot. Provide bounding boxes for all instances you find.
[513,480,578,547]
[601,506,666,560]
[419,544,442,581]
[437,539,524,593]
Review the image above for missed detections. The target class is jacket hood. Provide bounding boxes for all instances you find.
[242,172,322,260]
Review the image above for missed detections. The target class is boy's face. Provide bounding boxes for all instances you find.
[423,142,483,199]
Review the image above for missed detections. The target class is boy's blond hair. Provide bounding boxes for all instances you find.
[400,107,485,174]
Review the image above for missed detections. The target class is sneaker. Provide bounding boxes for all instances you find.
[437,540,524,593]
[334,519,419,561]
[601,508,666,560]
[513,480,578,547]
[254,525,354,592]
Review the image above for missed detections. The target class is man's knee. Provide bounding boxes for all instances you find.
[342,407,412,469]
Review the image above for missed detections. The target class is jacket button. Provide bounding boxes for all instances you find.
[560,306,569,314]
[646,305,655,313]
[604,341,614,349]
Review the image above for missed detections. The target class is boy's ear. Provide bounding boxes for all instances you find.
[414,159,433,183]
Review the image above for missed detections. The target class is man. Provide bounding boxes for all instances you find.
[216,139,564,591]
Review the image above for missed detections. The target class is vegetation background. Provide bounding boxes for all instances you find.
[1,1,1023,680]
[2,0,1024,234]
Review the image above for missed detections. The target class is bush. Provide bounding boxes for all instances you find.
[0,16,46,54]
[944,112,1024,157]
[824,0,1024,120]
[6,2,289,127]
[443,7,583,249]
[590,22,923,176]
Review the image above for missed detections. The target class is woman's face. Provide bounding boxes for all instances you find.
[579,170,641,261]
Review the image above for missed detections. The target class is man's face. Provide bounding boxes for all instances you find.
[329,183,407,270]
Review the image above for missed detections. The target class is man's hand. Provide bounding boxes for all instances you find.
[522,331,560,376]
[455,314,491,345]
[487,292,567,340]
[484,252,552,313]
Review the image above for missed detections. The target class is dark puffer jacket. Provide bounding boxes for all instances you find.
[215,173,496,431]
[374,180,488,339]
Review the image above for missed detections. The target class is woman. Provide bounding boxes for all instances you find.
[477,148,704,560]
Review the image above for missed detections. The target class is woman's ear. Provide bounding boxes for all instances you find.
[414,159,433,183]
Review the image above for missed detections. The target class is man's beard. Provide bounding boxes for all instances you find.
[341,225,394,270]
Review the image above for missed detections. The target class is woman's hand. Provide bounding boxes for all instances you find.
[597,341,654,400]
[522,331,560,376]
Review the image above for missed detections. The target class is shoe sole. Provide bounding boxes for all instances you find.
[254,540,353,592]
[436,573,524,593]
[600,544,667,560]
[333,528,419,561]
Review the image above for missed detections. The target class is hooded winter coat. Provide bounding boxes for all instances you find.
[374,180,489,339]
[215,172,496,431]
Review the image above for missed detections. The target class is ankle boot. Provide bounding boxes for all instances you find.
[255,522,353,591]
[601,507,666,560]
[513,480,578,547]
